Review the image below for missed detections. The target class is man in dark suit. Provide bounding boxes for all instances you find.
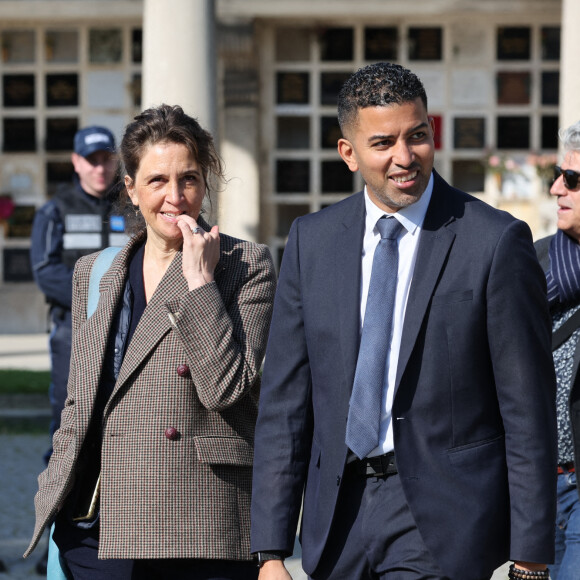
[251,62,557,580]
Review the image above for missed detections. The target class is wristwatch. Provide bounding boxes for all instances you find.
[255,551,285,568]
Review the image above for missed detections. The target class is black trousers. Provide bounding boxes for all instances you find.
[54,518,258,580]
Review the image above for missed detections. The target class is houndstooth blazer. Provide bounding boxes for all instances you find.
[25,223,276,561]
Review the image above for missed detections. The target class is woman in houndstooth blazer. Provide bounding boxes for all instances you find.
[24,105,276,579]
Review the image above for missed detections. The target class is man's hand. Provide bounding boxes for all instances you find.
[258,559,293,579]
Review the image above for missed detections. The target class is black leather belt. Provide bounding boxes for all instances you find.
[354,451,397,478]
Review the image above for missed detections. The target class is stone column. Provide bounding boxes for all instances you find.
[560,0,580,132]
[142,0,216,135]
[217,23,261,241]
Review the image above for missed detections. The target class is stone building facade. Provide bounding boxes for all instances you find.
[0,0,577,331]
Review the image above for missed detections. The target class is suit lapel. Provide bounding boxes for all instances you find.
[335,194,366,396]
[395,176,456,386]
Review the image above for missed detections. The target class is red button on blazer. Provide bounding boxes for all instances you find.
[165,427,179,440]
[176,364,190,377]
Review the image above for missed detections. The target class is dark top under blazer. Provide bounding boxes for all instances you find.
[536,234,580,489]
[26,223,276,561]
[251,171,557,580]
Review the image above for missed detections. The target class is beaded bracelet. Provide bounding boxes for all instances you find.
[508,563,550,580]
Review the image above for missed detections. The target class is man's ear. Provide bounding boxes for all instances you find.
[428,116,436,140]
[71,152,81,174]
[338,138,359,173]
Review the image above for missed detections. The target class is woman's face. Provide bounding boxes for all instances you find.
[126,141,206,247]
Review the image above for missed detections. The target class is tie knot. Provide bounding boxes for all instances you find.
[376,216,403,240]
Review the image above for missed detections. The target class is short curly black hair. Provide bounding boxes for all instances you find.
[337,62,428,137]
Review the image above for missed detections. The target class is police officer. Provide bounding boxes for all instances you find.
[30,126,126,461]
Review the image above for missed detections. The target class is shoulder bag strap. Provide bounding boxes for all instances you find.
[552,307,580,351]
[87,246,121,318]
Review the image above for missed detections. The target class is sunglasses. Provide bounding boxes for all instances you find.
[554,165,580,190]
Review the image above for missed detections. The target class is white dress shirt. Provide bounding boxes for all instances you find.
[360,174,433,456]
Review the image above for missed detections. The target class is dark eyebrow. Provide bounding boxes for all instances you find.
[367,122,429,145]
[143,168,202,181]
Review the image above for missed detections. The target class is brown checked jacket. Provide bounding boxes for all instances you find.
[25,225,276,561]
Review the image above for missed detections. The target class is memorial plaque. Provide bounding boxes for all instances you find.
[415,70,445,109]
[3,118,36,151]
[277,204,309,237]
[451,23,488,63]
[409,27,442,61]
[320,72,350,106]
[497,27,530,60]
[3,75,35,108]
[497,116,530,149]
[45,30,78,63]
[132,28,142,63]
[2,30,35,63]
[364,27,398,61]
[541,27,560,61]
[496,72,530,105]
[321,116,342,149]
[454,118,485,149]
[452,160,485,193]
[46,161,74,196]
[87,71,124,108]
[276,28,310,62]
[89,29,122,63]
[320,28,353,61]
[277,72,309,104]
[451,70,489,107]
[46,74,78,107]
[5,205,35,238]
[542,72,559,106]
[131,73,142,108]
[3,248,33,282]
[322,160,353,193]
[542,116,559,149]
[45,117,78,151]
[276,159,310,193]
[277,116,310,149]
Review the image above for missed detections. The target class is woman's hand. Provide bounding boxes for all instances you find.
[176,216,220,290]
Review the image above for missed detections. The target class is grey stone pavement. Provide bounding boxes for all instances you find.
[0,334,511,579]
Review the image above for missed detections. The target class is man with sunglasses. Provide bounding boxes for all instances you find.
[535,120,580,580]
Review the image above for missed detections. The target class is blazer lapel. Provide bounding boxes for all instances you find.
[111,252,187,395]
[395,177,456,387]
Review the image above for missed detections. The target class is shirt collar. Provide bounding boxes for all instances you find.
[364,172,434,236]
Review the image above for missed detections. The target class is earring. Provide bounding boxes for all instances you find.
[133,205,140,217]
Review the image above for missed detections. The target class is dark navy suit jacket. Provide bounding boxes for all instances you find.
[251,171,557,580]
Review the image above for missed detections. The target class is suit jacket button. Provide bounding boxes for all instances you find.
[176,364,190,377]
[165,427,179,441]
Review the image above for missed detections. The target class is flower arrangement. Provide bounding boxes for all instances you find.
[483,152,520,176]
[0,195,14,220]
[527,153,558,182]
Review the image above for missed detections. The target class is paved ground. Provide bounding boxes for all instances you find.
[0,434,49,579]
[0,335,511,579]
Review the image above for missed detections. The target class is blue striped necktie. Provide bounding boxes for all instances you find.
[346,216,403,460]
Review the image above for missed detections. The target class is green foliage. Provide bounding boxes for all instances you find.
[0,369,50,394]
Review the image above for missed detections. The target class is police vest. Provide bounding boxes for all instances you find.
[51,183,128,270]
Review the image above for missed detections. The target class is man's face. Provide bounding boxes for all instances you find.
[338,98,435,213]
[551,150,580,242]
[71,150,117,198]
